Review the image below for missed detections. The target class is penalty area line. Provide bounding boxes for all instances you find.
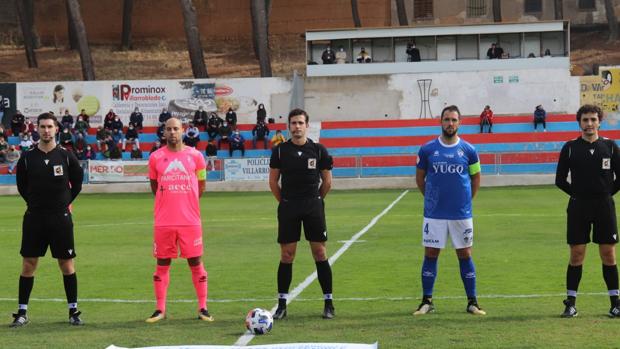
[233,189,410,347]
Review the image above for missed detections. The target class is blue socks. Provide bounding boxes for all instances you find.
[459,257,477,299]
[421,256,438,298]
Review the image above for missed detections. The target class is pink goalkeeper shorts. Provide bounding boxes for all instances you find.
[153,225,203,259]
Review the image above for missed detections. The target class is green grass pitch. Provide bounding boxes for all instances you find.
[0,187,618,348]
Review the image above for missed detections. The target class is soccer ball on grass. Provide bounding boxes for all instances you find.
[245,308,273,335]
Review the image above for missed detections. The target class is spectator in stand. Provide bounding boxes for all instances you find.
[6,145,20,174]
[58,128,73,150]
[183,122,201,148]
[257,103,267,123]
[479,105,494,133]
[0,125,6,140]
[486,43,503,59]
[252,120,270,149]
[74,133,87,154]
[207,113,223,141]
[83,145,96,161]
[111,115,124,144]
[335,46,347,64]
[356,48,372,63]
[95,126,109,150]
[20,132,34,151]
[150,140,162,155]
[0,135,8,162]
[229,130,245,157]
[205,139,218,171]
[225,108,237,129]
[156,123,166,143]
[159,107,172,125]
[534,105,547,132]
[406,42,421,62]
[217,121,232,149]
[105,135,121,160]
[61,110,74,131]
[11,110,25,136]
[74,115,89,138]
[321,46,336,64]
[123,123,140,150]
[129,107,144,130]
[270,129,286,149]
[193,106,208,130]
[77,109,89,128]
[130,144,143,160]
[104,109,117,130]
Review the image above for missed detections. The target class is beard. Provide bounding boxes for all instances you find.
[442,128,457,138]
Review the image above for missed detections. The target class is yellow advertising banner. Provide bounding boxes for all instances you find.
[580,66,620,125]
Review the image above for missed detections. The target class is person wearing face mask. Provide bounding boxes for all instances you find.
[335,46,347,64]
[229,130,245,157]
[129,107,144,130]
[321,46,336,64]
[217,121,232,150]
[406,42,421,62]
[257,103,267,123]
[225,108,237,129]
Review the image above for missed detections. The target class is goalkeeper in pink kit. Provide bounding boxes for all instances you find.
[146,117,213,323]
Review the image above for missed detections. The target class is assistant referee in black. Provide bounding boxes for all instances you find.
[269,108,335,320]
[12,112,84,327]
[556,104,620,318]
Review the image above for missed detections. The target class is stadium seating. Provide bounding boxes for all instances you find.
[2,114,619,184]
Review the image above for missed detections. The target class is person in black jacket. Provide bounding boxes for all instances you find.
[129,107,144,130]
[406,42,421,62]
[225,108,237,129]
[555,104,620,318]
[252,121,270,149]
[193,106,208,130]
[12,112,84,327]
[257,103,267,123]
[159,108,172,125]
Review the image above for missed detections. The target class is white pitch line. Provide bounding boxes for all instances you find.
[0,292,610,305]
[234,189,410,347]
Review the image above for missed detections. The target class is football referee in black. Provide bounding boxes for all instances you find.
[11,112,84,327]
[556,104,620,318]
[269,108,335,319]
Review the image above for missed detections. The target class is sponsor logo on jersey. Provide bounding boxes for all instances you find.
[589,149,595,155]
[297,151,302,156]
[423,238,440,244]
[164,159,189,174]
[603,158,611,169]
[432,161,464,174]
[44,159,49,165]
[433,150,440,157]
[53,165,64,176]
[308,158,317,169]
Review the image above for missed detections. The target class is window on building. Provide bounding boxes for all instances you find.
[414,0,433,19]
[524,0,542,13]
[467,0,487,17]
[578,0,596,10]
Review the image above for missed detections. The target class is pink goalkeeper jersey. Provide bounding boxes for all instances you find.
[148,146,206,227]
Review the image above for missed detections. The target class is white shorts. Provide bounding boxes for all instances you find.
[422,217,474,249]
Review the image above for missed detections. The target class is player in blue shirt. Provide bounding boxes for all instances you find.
[413,105,485,316]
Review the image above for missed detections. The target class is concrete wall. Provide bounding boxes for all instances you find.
[301,68,579,121]
[392,0,620,25]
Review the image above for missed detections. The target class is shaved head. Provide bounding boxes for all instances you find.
[165,117,182,129]
[164,117,184,149]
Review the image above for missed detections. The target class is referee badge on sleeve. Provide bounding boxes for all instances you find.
[53,165,64,176]
[308,158,317,169]
[603,158,611,170]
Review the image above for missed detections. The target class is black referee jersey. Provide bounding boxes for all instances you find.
[270,138,333,200]
[16,146,83,212]
[555,137,620,199]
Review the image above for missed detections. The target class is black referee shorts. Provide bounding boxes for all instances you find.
[21,210,76,259]
[277,197,327,244]
[566,196,618,245]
